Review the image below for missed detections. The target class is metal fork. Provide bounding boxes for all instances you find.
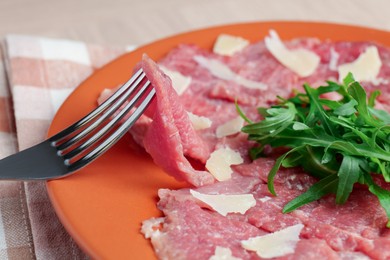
[0,68,155,180]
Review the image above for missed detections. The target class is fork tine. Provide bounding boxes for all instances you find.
[56,70,147,151]
[67,87,156,171]
[50,68,144,144]
[61,78,151,160]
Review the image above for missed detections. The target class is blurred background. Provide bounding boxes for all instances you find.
[1,0,390,47]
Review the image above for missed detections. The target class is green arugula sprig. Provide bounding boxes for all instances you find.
[238,73,390,227]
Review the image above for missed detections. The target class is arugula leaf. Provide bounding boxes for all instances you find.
[369,184,390,228]
[241,103,296,135]
[267,146,305,196]
[368,90,381,107]
[333,99,357,116]
[303,84,338,136]
[348,81,383,127]
[239,74,390,226]
[369,107,390,124]
[336,155,361,204]
[283,174,339,213]
[363,173,390,227]
[300,146,338,178]
[235,100,253,124]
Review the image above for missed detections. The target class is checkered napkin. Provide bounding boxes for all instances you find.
[0,35,129,259]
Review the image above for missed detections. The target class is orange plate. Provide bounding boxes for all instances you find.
[47,21,390,259]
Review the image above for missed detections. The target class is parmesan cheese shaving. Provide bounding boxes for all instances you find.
[216,116,244,138]
[141,217,165,239]
[213,34,250,56]
[338,46,382,83]
[160,66,191,95]
[241,224,304,258]
[193,55,267,90]
[205,147,244,181]
[329,47,340,71]
[209,246,242,260]
[258,196,272,203]
[265,30,320,77]
[187,112,212,130]
[190,190,256,217]
[372,77,389,86]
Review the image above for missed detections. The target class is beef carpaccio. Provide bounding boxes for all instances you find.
[125,32,390,259]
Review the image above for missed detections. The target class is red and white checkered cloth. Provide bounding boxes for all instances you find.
[0,35,130,259]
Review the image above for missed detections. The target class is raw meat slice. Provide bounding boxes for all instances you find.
[141,55,214,186]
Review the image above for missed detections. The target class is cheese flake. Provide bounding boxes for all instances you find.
[216,116,244,138]
[160,66,191,95]
[205,147,244,181]
[190,189,256,216]
[209,246,242,260]
[265,30,320,77]
[213,34,250,56]
[141,217,165,239]
[329,47,340,71]
[241,224,304,258]
[187,112,212,130]
[258,196,272,203]
[338,46,382,83]
[193,55,267,90]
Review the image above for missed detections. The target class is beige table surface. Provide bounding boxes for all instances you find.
[1,0,390,259]
[1,0,390,46]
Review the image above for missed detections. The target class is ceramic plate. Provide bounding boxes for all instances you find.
[46,21,390,259]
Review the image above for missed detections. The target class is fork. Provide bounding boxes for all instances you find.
[0,68,155,180]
